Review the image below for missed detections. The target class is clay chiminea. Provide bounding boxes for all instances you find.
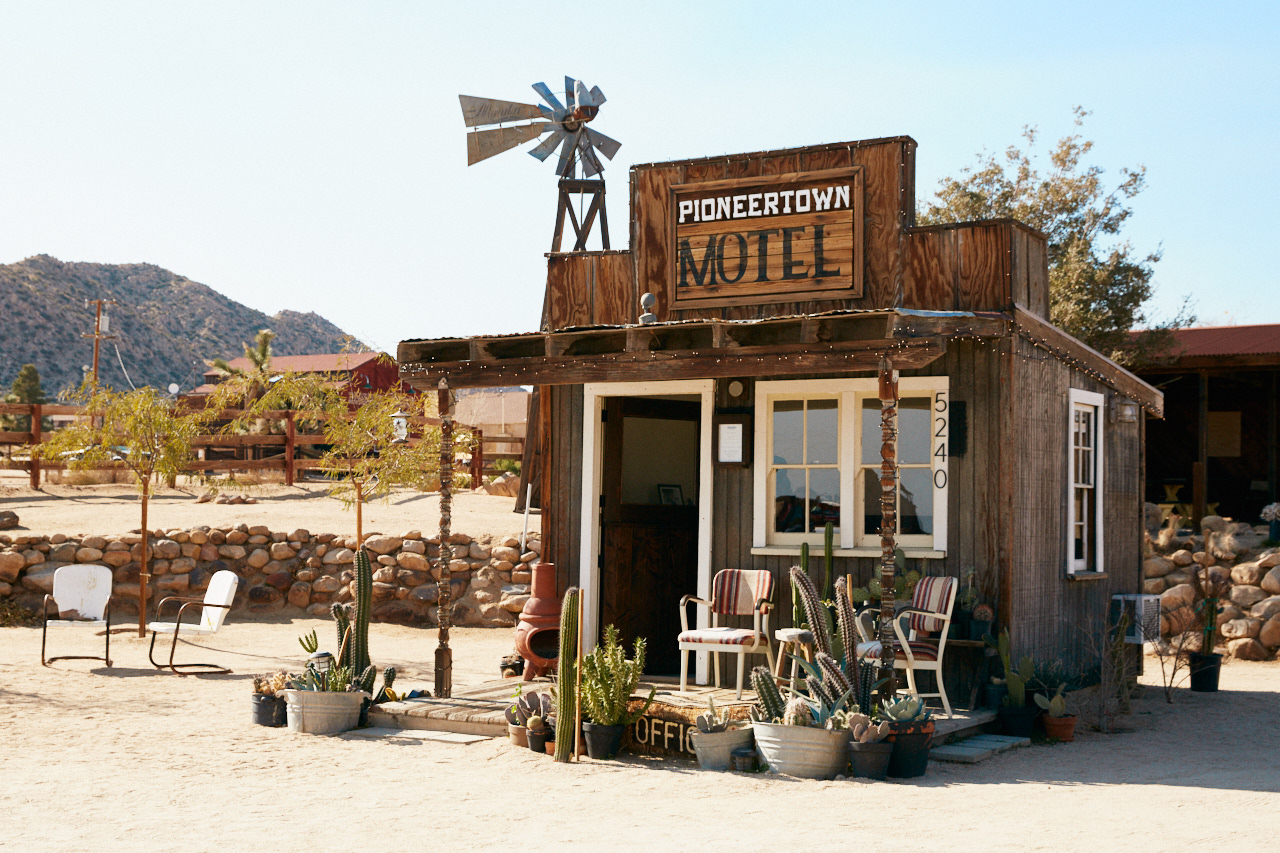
[514,562,561,681]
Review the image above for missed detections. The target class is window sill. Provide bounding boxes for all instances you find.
[750,546,946,559]
[1067,571,1109,582]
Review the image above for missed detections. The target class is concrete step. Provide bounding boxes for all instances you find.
[931,733,1030,764]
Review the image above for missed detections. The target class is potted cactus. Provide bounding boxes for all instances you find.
[749,665,852,780]
[251,671,291,727]
[1188,566,1229,692]
[970,601,995,641]
[992,629,1038,737]
[578,624,656,760]
[505,687,553,748]
[689,696,753,771]
[881,695,935,778]
[525,713,554,754]
[1035,684,1077,741]
[846,714,893,780]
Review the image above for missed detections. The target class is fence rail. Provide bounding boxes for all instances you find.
[0,403,523,487]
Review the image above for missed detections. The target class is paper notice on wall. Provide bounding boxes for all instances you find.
[719,422,743,463]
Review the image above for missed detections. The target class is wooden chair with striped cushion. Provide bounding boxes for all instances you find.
[855,575,958,717]
[678,569,776,699]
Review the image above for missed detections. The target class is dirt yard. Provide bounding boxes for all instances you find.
[1,483,1277,850]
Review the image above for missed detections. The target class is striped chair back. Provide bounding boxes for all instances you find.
[711,570,774,617]
[908,576,957,634]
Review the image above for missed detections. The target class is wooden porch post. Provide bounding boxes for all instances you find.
[1193,370,1208,526]
[29,404,41,489]
[284,410,295,487]
[877,357,899,704]
[435,378,454,698]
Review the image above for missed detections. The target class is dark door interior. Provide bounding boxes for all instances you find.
[598,396,700,676]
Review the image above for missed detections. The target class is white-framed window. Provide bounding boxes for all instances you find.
[753,377,948,553]
[1067,388,1105,574]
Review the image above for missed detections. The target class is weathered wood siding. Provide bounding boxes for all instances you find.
[541,383,585,593]
[543,251,636,331]
[902,220,1049,318]
[1006,335,1143,672]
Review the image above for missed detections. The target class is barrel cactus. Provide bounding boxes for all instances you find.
[750,665,786,722]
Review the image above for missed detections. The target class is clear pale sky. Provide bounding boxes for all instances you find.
[1,2,1275,367]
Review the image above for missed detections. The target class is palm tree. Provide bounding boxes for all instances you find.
[207,329,277,433]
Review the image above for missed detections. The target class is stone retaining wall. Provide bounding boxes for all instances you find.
[0,526,539,627]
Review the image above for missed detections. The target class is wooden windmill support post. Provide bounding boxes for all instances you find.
[435,378,454,698]
[552,179,609,252]
[876,356,899,705]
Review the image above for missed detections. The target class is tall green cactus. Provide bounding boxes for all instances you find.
[351,548,373,680]
[823,521,835,599]
[793,542,809,628]
[553,587,580,763]
[750,665,785,722]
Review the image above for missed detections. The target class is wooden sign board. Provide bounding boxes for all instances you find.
[669,167,864,309]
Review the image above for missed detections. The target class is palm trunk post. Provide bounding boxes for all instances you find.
[435,378,454,698]
[877,357,898,705]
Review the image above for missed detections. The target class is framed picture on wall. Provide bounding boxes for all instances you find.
[658,484,684,506]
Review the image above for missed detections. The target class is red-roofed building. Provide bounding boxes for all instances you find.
[189,352,416,400]
[1136,324,1280,524]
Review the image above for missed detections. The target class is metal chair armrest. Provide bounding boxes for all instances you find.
[155,595,204,620]
[680,595,711,633]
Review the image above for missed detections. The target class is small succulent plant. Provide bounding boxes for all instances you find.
[695,696,731,733]
[880,694,932,723]
[850,719,892,743]
[972,603,995,622]
[1034,684,1070,718]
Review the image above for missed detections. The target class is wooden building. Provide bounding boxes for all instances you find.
[1136,324,1280,525]
[189,352,414,401]
[399,137,1163,690]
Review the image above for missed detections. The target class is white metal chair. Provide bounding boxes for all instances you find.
[678,569,776,699]
[41,564,113,667]
[856,575,958,717]
[147,570,240,674]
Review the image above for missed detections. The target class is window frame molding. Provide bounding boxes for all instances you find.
[1067,387,1106,575]
[752,376,949,554]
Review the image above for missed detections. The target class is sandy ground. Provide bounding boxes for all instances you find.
[3,614,1278,852]
[0,478,537,541]
[2,481,1278,850]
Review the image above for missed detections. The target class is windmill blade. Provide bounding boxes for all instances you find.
[466,124,548,166]
[532,82,565,115]
[584,127,621,160]
[589,85,606,107]
[555,131,579,178]
[577,134,604,178]
[529,129,568,162]
[458,95,544,128]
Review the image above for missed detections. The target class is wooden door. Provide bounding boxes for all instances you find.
[598,397,700,675]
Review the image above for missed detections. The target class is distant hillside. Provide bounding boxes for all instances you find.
[0,255,364,396]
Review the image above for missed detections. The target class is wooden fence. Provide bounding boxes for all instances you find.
[0,403,523,488]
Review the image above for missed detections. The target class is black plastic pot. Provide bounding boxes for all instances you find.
[969,619,993,641]
[527,727,553,753]
[581,721,626,760]
[984,683,1009,710]
[1188,651,1222,693]
[849,740,893,780]
[999,704,1038,738]
[886,721,934,778]
[251,694,287,727]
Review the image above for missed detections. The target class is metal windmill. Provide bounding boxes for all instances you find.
[459,77,620,252]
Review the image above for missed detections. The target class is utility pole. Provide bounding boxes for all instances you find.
[83,299,118,387]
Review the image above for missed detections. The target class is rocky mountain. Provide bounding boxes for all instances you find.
[0,255,363,396]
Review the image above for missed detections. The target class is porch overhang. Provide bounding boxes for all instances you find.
[398,309,1010,389]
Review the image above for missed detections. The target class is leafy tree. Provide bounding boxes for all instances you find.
[33,382,218,637]
[220,369,449,543]
[918,107,1193,365]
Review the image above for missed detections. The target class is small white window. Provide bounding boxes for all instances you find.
[1067,388,1105,574]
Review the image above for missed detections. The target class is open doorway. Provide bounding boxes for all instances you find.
[597,395,700,675]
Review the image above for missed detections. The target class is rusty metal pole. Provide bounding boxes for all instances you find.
[877,357,899,704]
[435,378,454,698]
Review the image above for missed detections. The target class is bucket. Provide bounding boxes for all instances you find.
[690,727,754,771]
[848,740,893,780]
[251,693,287,727]
[280,690,369,735]
[753,722,848,779]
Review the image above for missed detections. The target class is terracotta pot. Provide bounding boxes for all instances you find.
[508,723,528,748]
[1042,714,1077,742]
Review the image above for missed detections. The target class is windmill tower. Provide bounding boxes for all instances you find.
[459,77,620,252]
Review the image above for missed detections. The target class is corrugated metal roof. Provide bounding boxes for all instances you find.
[1170,324,1280,357]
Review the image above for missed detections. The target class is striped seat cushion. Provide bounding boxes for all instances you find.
[679,627,763,646]
[855,640,940,662]
[908,576,956,633]
[712,569,773,616]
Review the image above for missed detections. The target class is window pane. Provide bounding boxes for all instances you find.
[773,400,804,464]
[862,468,881,535]
[808,468,840,532]
[899,398,931,465]
[861,398,882,465]
[774,469,805,533]
[900,467,933,535]
[807,399,838,464]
